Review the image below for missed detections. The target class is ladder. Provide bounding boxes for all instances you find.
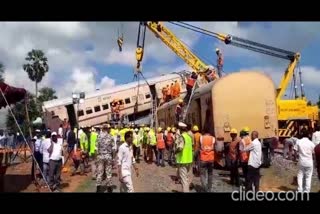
[182,79,200,122]
[150,95,157,129]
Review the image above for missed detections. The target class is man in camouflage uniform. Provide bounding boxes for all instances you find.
[96,124,116,193]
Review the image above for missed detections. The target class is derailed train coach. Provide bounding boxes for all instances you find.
[157,71,279,167]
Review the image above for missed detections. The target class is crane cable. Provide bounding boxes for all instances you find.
[177,21,295,56]
[169,22,294,60]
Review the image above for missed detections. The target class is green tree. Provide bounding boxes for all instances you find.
[0,62,4,82]
[6,92,38,136]
[38,87,58,103]
[23,49,49,104]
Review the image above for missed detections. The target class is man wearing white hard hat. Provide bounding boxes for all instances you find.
[175,122,193,192]
[48,132,64,191]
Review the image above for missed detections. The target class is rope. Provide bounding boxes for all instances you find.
[0,89,52,192]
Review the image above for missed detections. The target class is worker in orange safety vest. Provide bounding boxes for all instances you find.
[192,125,202,176]
[156,127,166,167]
[173,80,181,98]
[239,127,251,187]
[229,128,241,187]
[166,127,175,166]
[197,128,215,192]
[185,72,197,104]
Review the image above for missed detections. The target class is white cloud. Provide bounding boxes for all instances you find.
[105,46,136,66]
[98,76,116,89]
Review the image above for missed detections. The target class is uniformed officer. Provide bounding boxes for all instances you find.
[96,124,116,193]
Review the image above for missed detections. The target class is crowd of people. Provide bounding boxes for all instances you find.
[21,120,320,193]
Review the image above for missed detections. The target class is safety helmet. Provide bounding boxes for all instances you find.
[242,126,250,133]
[215,48,220,53]
[167,127,171,131]
[178,99,183,103]
[134,128,139,132]
[192,125,199,132]
[157,127,163,132]
[171,127,176,133]
[230,128,238,134]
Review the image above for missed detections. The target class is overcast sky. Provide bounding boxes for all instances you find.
[1,21,320,126]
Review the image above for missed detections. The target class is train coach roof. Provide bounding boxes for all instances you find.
[43,73,184,109]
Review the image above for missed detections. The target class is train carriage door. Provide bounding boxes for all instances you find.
[65,104,77,128]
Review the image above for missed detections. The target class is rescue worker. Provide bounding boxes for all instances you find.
[133,128,141,163]
[148,128,157,164]
[166,84,171,102]
[175,122,193,192]
[96,124,116,193]
[143,127,150,162]
[166,127,175,166]
[192,125,201,176]
[71,145,85,176]
[170,83,175,100]
[205,65,216,82]
[80,128,89,169]
[173,80,181,98]
[197,128,215,192]
[89,127,98,180]
[229,128,241,187]
[162,87,167,104]
[156,127,166,167]
[243,131,262,191]
[216,48,223,77]
[175,99,184,123]
[185,72,197,103]
[239,127,251,187]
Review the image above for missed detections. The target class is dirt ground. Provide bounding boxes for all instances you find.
[2,154,320,193]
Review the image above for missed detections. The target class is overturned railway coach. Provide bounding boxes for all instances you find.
[157,71,279,166]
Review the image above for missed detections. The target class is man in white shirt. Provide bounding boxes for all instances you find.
[243,131,262,191]
[48,132,63,191]
[117,131,139,192]
[294,128,315,193]
[312,126,320,146]
[40,131,52,183]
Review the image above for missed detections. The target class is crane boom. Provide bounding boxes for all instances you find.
[135,22,219,82]
[170,22,301,101]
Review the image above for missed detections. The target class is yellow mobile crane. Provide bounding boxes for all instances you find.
[134,21,318,139]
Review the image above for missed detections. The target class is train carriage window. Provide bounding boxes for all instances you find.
[102,103,109,110]
[125,98,131,104]
[94,105,101,112]
[86,107,93,114]
[78,110,84,117]
[145,94,151,99]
